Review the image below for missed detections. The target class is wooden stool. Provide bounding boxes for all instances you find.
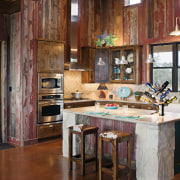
[99,130,132,180]
[68,124,99,176]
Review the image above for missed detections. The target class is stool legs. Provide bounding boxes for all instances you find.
[127,138,132,180]
[112,140,118,180]
[99,136,103,180]
[94,132,98,171]
[68,128,72,171]
[81,133,85,176]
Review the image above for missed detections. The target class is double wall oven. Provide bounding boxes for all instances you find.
[37,73,64,139]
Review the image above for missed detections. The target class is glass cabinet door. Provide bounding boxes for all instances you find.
[111,49,122,81]
[123,49,135,82]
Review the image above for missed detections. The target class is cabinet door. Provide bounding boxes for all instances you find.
[110,45,142,84]
[110,48,122,82]
[122,48,136,83]
[37,40,64,73]
[95,48,109,83]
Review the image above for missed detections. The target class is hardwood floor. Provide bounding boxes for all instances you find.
[0,138,135,180]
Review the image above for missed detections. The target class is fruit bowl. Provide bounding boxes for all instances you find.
[105,103,119,109]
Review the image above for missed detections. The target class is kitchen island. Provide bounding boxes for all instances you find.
[63,105,180,180]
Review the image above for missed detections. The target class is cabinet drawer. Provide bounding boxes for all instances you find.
[128,103,141,109]
[141,104,157,110]
[37,123,62,139]
[64,101,95,109]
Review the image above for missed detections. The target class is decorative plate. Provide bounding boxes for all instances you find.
[125,67,133,74]
[127,53,134,63]
[105,106,118,109]
[117,87,131,98]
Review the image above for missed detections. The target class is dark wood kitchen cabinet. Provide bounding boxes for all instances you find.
[37,122,62,139]
[95,48,110,83]
[81,47,109,83]
[64,100,95,109]
[81,45,142,84]
[109,45,142,84]
[37,39,65,73]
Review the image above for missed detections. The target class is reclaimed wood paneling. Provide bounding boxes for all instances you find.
[1,41,8,142]
[90,117,136,161]
[5,0,67,145]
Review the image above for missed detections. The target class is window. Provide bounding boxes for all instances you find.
[71,3,78,16]
[124,0,141,6]
[151,43,180,92]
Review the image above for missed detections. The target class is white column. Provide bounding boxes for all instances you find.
[136,122,175,180]
[63,111,77,157]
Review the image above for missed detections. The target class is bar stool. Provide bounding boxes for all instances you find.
[99,130,132,180]
[68,124,99,176]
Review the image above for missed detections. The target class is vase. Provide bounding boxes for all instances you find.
[135,95,141,101]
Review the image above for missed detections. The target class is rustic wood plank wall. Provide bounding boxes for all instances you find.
[2,0,180,145]
[1,41,8,142]
[5,0,68,145]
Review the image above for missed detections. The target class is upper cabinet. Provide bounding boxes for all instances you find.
[95,48,110,83]
[37,40,65,73]
[110,45,142,84]
[81,45,142,84]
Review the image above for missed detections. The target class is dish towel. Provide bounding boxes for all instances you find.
[111,115,146,120]
[83,111,114,116]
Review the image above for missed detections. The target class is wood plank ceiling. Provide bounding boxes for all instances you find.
[0,0,20,14]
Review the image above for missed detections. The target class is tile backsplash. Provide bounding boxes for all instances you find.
[64,71,180,103]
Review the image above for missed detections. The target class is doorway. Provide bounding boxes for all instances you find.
[0,41,1,143]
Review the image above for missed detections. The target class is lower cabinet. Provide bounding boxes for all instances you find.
[37,122,62,139]
[64,101,95,109]
[97,101,157,110]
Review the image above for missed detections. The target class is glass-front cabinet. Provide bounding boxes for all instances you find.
[110,45,142,84]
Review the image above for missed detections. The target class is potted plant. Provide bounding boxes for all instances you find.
[134,91,143,101]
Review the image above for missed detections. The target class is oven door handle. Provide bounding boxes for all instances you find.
[38,102,63,106]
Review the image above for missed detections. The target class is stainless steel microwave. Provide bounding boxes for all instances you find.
[38,73,64,94]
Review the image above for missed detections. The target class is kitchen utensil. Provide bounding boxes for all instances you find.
[71,90,83,99]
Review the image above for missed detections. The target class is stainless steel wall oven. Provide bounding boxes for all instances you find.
[37,73,64,139]
[38,94,64,124]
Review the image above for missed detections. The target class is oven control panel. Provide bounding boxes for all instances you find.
[38,94,64,100]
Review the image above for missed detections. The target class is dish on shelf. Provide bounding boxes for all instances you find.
[117,87,131,98]
[125,67,133,74]
[127,53,134,63]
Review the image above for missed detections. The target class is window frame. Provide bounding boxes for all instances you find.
[124,0,143,7]
[151,43,180,92]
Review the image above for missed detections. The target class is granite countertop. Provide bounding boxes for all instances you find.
[64,98,154,105]
[63,105,180,125]
[64,99,95,103]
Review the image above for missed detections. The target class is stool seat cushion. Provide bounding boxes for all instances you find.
[100,130,131,139]
[70,124,98,132]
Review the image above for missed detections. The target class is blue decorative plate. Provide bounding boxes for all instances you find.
[117,87,131,98]
[105,106,118,109]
